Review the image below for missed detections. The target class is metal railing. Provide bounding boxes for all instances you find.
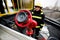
[45,16,60,28]
[0,24,36,40]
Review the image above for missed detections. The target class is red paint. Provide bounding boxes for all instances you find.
[15,10,37,36]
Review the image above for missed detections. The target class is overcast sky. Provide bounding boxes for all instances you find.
[35,0,60,8]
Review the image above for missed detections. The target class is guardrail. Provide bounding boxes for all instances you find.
[0,24,36,40]
[45,16,60,28]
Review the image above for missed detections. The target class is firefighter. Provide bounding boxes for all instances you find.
[31,3,45,38]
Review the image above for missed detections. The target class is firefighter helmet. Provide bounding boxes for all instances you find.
[35,3,42,8]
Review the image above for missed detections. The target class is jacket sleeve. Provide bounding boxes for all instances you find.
[40,12,45,26]
[41,12,45,21]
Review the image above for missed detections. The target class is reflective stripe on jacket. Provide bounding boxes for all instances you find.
[31,10,44,28]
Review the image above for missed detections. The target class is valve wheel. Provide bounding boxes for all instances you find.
[15,10,32,28]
